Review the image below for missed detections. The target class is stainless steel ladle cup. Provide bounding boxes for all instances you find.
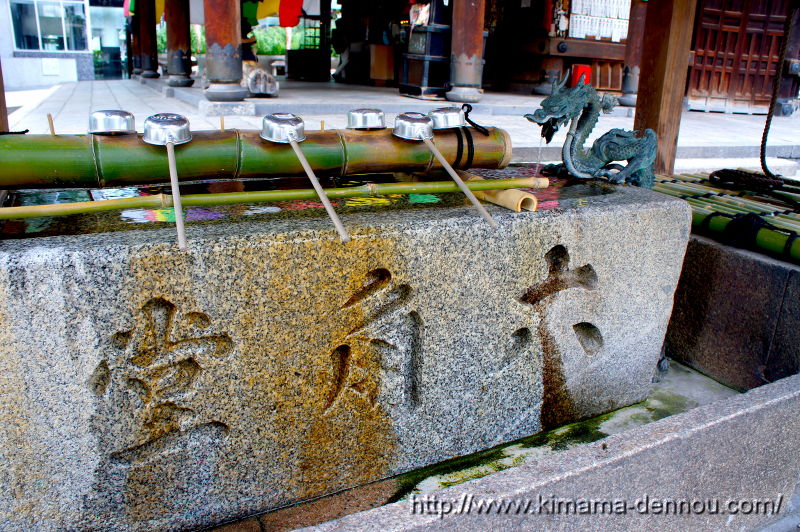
[347,108,386,130]
[427,107,467,130]
[88,110,136,135]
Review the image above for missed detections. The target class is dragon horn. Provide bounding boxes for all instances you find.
[578,72,587,86]
[558,70,570,89]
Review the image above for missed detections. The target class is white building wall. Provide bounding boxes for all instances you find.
[0,0,82,89]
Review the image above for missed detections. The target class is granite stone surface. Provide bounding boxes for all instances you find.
[0,184,690,530]
[309,373,800,531]
[666,236,800,390]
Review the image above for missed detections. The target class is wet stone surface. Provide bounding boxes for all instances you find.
[0,169,690,530]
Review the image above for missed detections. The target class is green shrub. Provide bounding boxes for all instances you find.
[156,23,166,53]
[253,26,286,55]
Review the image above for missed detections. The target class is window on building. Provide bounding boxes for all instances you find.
[10,0,90,51]
[64,3,88,50]
[10,0,39,49]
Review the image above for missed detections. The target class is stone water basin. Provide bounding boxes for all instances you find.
[0,165,689,531]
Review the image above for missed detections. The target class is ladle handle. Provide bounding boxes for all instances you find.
[422,136,499,229]
[166,142,188,250]
[288,138,351,243]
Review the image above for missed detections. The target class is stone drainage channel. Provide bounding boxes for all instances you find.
[214,360,740,530]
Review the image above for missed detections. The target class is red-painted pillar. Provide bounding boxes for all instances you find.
[137,0,159,78]
[203,0,248,101]
[131,13,142,74]
[446,0,486,103]
[165,0,193,86]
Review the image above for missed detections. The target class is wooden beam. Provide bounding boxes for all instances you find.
[527,38,626,61]
[633,0,698,175]
[624,0,647,68]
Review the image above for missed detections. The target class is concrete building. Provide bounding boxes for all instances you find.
[0,0,126,88]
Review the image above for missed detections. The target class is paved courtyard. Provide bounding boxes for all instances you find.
[7,79,800,174]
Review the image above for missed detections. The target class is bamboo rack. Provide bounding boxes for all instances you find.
[0,178,541,220]
[655,173,800,263]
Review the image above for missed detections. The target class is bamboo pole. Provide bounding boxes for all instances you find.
[658,185,800,232]
[692,208,800,262]
[0,178,540,220]
[655,173,800,262]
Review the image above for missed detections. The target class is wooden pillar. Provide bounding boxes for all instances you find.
[446,0,486,103]
[203,0,248,101]
[165,0,194,86]
[131,14,142,74]
[633,0,698,175]
[618,0,647,107]
[776,6,800,116]
[0,58,8,132]
[138,0,160,78]
[125,19,134,77]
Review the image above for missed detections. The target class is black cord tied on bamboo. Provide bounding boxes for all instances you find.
[461,104,490,136]
[453,127,464,169]
[0,129,29,135]
[699,211,799,260]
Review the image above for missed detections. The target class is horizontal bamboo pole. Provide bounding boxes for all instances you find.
[692,208,800,262]
[682,199,800,232]
[0,128,512,189]
[0,178,539,220]
[660,185,800,232]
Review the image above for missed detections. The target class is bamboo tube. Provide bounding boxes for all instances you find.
[0,128,512,189]
[219,116,225,131]
[0,178,539,220]
[47,114,55,136]
[460,171,545,212]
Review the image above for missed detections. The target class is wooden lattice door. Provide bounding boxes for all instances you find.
[688,0,793,113]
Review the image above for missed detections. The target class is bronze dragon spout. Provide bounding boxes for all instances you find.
[525,74,658,188]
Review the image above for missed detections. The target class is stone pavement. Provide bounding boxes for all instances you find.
[7,79,800,173]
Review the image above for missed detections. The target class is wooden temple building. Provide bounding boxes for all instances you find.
[0,0,798,173]
[113,0,799,112]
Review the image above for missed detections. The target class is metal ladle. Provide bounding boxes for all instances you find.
[260,113,350,243]
[142,113,192,250]
[346,108,386,130]
[88,110,136,135]
[393,111,498,228]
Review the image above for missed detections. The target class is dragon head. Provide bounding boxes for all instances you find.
[525,73,593,143]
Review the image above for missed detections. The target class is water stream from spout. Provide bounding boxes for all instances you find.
[536,137,544,174]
